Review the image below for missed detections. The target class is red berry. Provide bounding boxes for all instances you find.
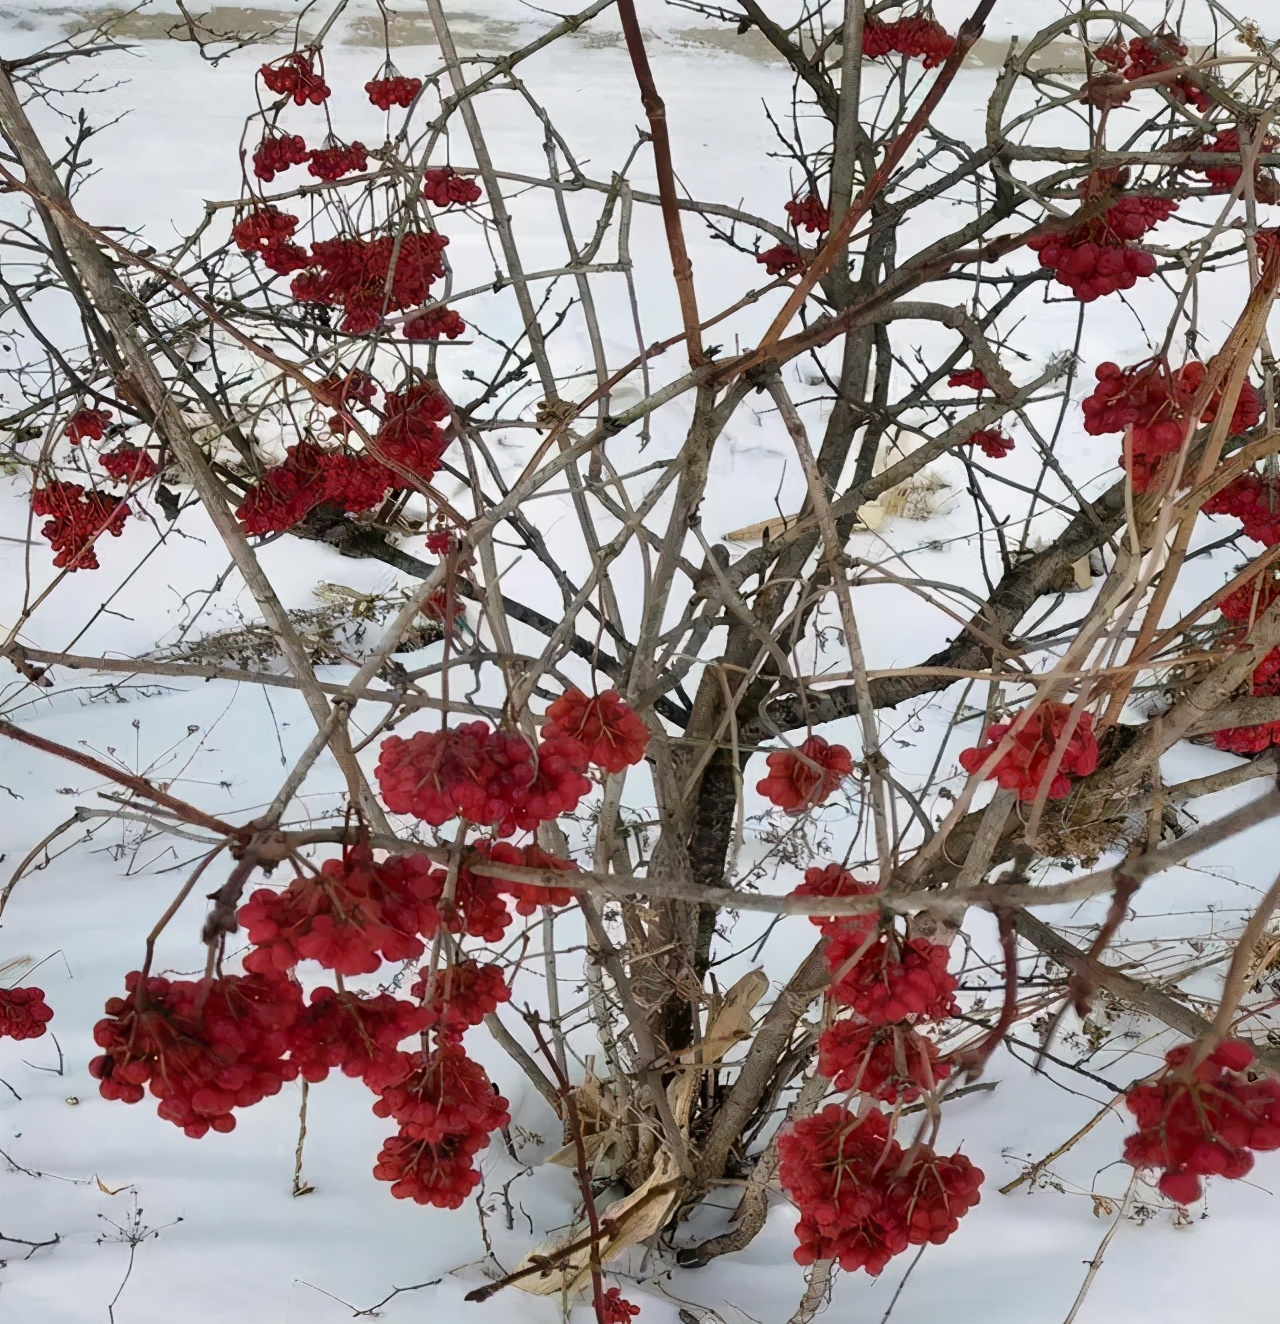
[958,701,1097,802]
[542,687,649,774]
[65,408,112,444]
[423,167,482,208]
[757,735,853,813]
[0,986,54,1040]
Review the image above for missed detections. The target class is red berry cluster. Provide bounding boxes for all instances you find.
[483,841,577,915]
[600,1288,642,1322]
[757,244,803,276]
[32,480,131,570]
[1096,33,1209,110]
[366,73,423,110]
[757,735,853,813]
[785,194,829,234]
[100,445,160,485]
[308,140,369,182]
[405,307,467,340]
[962,428,1013,459]
[1177,360,1264,435]
[290,232,448,334]
[287,987,429,1084]
[1081,359,1193,492]
[65,408,112,444]
[374,380,452,478]
[543,686,650,774]
[238,845,441,977]
[826,928,958,1024]
[424,167,483,208]
[1218,566,1280,625]
[371,1045,509,1207]
[235,441,390,535]
[1212,722,1280,754]
[779,1106,982,1274]
[1251,644,1280,696]
[1027,185,1171,301]
[1203,472,1280,545]
[252,131,311,183]
[231,206,309,275]
[791,863,879,937]
[259,52,330,105]
[1188,129,1280,197]
[817,1021,951,1103]
[862,16,955,68]
[89,971,302,1137]
[411,960,510,1042]
[948,368,990,390]
[1124,1039,1280,1204]
[957,701,1098,802]
[0,986,54,1040]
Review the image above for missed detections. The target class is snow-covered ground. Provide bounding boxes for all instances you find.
[4,2,1280,1321]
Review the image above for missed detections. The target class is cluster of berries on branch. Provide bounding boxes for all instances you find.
[308,139,369,182]
[757,244,804,277]
[1203,471,1280,547]
[65,408,112,444]
[600,1288,642,1322]
[100,445,160,485]
[757,735,854,813]
[259,52,330,105]
[962,428,1013,459]
[779,1106,982,1274]
[862,16,955,68]
[957,701,1098,802]
[404,307,467,340]
[791,863,879,937]
[366,69,423,110]
[423,167,482,208]
[1124,1039,1280,1204]
[0,986,54,1040]
[1027,173,1173,302]
[232,206,308,275]
[410,960,511,1042]
[948,367,990,391]
[32,480,131,570]
[286,987,430,1085]
[252,131,311,183]
[1095,33,1209,110]
[785,193,829,234]
[817,1021,951,1103]
[1187,129,1280,200]
[825,927,958,1024]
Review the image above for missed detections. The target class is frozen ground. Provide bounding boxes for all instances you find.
[3,2,1280,1322]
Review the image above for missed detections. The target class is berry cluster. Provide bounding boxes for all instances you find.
[366,72,423,110]
[316,367,379,434]
[424,167,483,208]
[89,971,302,1137]
[862,17,955,68]
[0,986,54,1040]
[1212,722,1280,754]
[825,928,958,1024]
[290,232,449,335]
[238,845,441,976]
[817,1021,951,1103]
[957,701,1098,802]
[235,441,391,535]
[1203,472,1280,546]
[757,244,803,277]
[32,480,131,570]
[962,428,1013,459]
[405,307,467,340]
[785,194,829,234]
[252,131,311,183]
[231,206,309,275]
[259,52,330,105]
[482,841,577,915]
[948,368,990,391]
[65,408,112,444]
[1218,567,1280,625]
[287,987,429,1085]
[411,960,511,1042]
[1188,129,1280,198]
[371,1045,509,1207]
[1096,33,1209,110]
[1124,1039,1280,1204]
[375,380,452,478]
[779,1106,982,1274]
[600,1289,642,1322]
[100,445,160,485]
[542,687,650,774]
[308,140,368,182]
[1027,184,1172,302]
[791,863,879,937]
[757,735,854,813]
[1082,359,1195,492]
[1176,360,1264,435]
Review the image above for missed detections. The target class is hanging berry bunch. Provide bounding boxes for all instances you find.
[962,428,1014,459]
[541,686,651,774]
[423,167,482,208]
[817,1021,951,1102]
[252,131,311,182]
[757,244,804,276]
[366,66,423,110]
[286,988,430,1086]
[65,408,112,444]
[785,193,830,234]
[958,701,1098,802]
[1203,471,1280,546]
[1124,1039,1280,1204]
[235,441,395,535]
[259,51,331,105]
[948,367,990,391]
[862,15,955,68]
[790,863,879,937]
[405,307,467,340]
[232,206,309,275]
[32,480,131,570]
[411,960,511,1043]
[0,986,54,1040]
[1095,32,1209,110]
[757,734,854,812]
[99,446,160,485]
[1187,129,1280,199]
[307,139,369,182]
[315,367,379,435]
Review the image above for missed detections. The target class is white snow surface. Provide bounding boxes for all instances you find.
[2,2,1280,1322]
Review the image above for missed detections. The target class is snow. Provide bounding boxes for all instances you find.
[3,1,1280,1321]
